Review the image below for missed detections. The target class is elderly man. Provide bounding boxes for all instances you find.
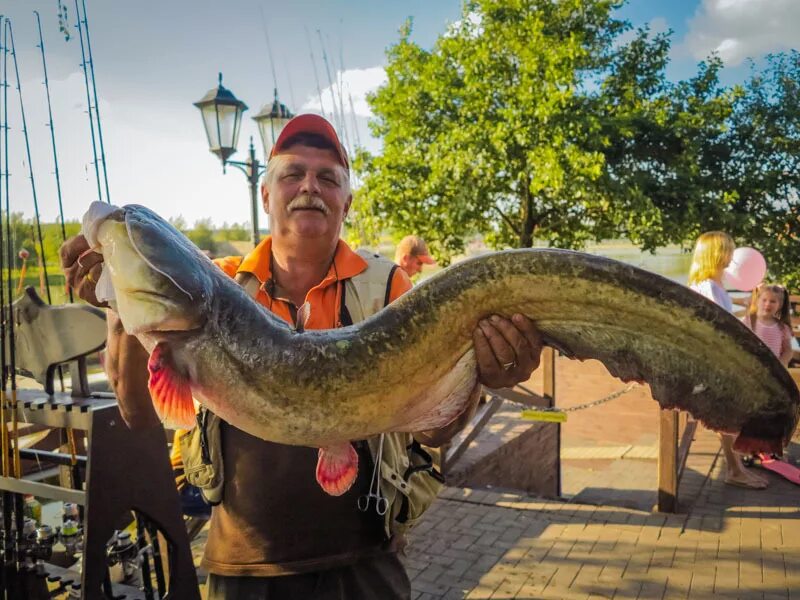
[394,235,436,278]
[60,114,542,600]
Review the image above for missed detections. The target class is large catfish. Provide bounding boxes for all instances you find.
[82,202,799,496]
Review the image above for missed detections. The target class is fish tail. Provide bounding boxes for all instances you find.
[316,443,359,496]
[147,343,196,429]
[733,434,783,456]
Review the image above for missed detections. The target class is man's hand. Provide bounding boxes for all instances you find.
[473,314,542,389]
[59,235,107,307]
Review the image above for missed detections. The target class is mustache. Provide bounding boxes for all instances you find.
[288,194,330,215]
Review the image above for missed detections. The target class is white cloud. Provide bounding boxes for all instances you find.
[301,66,387,118]
[300,66,387,154]
[682,0,800,65]
[649,17,669,35]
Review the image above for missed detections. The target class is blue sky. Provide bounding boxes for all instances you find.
[0,0,798,229]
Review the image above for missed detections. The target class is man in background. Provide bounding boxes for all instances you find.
[394,235,436,277]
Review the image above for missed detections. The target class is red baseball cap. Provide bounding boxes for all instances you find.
[270,113,349,169]
[397,235,436,264]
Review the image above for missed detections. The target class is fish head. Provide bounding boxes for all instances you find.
[84,202,214,336]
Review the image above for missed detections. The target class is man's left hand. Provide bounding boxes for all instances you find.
[473,314,543,389]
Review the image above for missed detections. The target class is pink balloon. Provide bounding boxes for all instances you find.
[723,247,766,291]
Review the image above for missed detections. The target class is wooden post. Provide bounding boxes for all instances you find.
[541,347,560,496]
[542,347,556,406]
[658,408,679,512]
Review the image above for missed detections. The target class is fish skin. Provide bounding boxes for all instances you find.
[91,203,799,455]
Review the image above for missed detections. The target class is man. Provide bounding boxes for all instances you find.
[394,234,436,278]
[60,114,542,599]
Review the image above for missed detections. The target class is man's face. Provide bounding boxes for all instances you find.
[399,253,424,277]
[262,145,351,243]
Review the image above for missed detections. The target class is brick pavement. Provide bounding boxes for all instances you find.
[405,428,800,600]
[402,356,800,599]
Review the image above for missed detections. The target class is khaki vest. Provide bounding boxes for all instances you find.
[181,249,443,538]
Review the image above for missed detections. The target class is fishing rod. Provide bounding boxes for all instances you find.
[348,89,361,148]
[335,32,352,152]
[34,9,76,413]
[73,0,103,203]
[2,18,22,570]
[333,33,361,149]
[7,21,52,307]
[317,29,344,136]
[320,29,351,154]
[77,0,111,204]
[259,7,280,104]
[304,26,327,120]
[0,15,10,583]
[34,11,73,306]
[283,54,297,114]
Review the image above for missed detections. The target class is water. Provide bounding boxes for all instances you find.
[585,243,692,283]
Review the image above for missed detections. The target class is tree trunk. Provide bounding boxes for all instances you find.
[519,176,536,248]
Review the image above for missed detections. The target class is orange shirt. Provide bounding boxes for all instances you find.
[226,236,411,327]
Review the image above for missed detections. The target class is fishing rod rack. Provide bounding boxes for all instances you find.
[0,390,199,599]
[0,293,199,599]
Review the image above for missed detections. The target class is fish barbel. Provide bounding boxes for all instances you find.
[83,202,799,495]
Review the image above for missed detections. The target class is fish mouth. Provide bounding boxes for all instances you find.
[122,289,207,336]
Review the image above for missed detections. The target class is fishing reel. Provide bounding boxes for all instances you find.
[59,518,83,561]
[106,529,140,581]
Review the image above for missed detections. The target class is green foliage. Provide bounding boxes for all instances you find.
[215,221,250,242]
[720,52,800,290]
[357,0,792,272]
[185,218,216,253]
[169,215,189,233]
[358,0,650,260]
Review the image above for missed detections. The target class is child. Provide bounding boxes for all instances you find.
[687,231,735,312]
[688,231,768,489]
[742,284,794,367]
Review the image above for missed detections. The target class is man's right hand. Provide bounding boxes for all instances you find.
[59,235,107,308]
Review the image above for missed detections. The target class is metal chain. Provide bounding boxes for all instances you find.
[556,383,639,413]
[491,383,640,414]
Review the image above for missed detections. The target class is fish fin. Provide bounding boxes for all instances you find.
[147,343,196,429]
[316,443,358,496]
[733,434,783,456]
[295,302,312,333]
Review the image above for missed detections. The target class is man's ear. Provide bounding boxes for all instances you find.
[261,182,270,212]
[343,193,352,217]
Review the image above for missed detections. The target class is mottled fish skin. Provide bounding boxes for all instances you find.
[98,205,800,453]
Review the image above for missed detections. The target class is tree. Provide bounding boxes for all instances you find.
[169,215,189,233]
[355,0,736,261]
[186,218,216,253]
[720,52,800,289]
[216,221,250,242]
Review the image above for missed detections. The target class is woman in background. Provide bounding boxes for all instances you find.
[688,231,768,490]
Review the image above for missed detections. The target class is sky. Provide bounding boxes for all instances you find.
[0,0,798,231]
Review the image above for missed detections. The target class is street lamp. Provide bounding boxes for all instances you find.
[253,88,294,160]
[194,74,294,247]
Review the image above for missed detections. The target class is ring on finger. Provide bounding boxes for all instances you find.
[501,360,516,371]
[86,271,95,284]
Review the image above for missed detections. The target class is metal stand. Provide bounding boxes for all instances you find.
[0,390,200,599]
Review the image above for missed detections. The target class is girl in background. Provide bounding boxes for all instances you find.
[688,231,768,489]
[742,284,794,368]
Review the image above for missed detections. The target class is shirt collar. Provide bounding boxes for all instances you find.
[236,236,368,288]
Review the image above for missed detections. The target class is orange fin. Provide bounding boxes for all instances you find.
[316,443,358,496]
[147,343,195,429]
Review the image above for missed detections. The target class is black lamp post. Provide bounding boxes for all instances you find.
[194,74,294,247]
[253,88,294,160]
